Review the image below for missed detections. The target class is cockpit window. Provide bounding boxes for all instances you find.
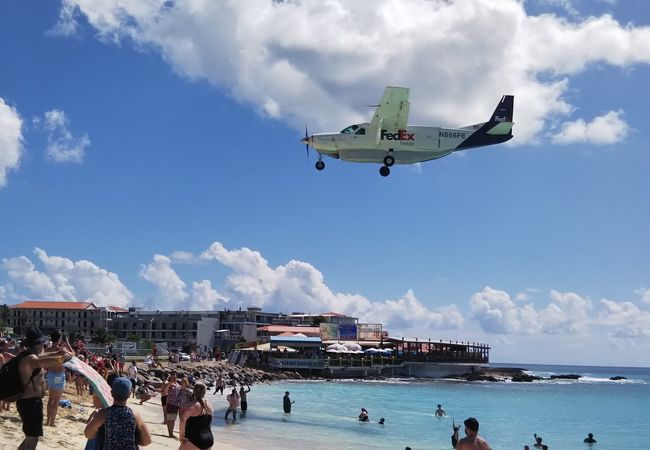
[355,128,366,135]
[340,124,359,134]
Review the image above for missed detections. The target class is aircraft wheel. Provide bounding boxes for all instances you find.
[383,155,395,167]
[315,160,325,171]
[379,166,390,177]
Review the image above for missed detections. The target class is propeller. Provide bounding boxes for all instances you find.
[302,123,310,160]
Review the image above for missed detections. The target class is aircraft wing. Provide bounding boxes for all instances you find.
[370,86,410,131]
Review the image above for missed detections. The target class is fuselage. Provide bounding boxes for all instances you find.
[308,123,487,164]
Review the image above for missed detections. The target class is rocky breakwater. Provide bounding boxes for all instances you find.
[136,361,318,388]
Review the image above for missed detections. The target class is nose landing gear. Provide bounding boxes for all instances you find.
[315,159,325,171]
[379,166,390,177]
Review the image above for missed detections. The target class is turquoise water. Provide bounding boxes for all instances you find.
[208,364,650,450]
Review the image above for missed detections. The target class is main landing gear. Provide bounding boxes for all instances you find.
[379,152,395,177]
[315,159,325,171]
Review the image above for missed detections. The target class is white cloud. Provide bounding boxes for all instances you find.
[470,287,592,335]
[139,254,188,310]
[635,287,650,304]
[0,97,24,188]
[191,280,228,311]
[597,299,650,338]
[469,286,540,334]
[56,0,650,144]
[43,109,90,163]
[552,110,629,144]
[47,1,81,37]
[199,241,462,332]
[1,248,133,307]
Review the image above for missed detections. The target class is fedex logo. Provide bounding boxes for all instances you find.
[494,115,508,122]
[380,129,414,141]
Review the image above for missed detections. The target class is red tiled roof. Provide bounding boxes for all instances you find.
[107,306,128,312]
[10,301,97,310]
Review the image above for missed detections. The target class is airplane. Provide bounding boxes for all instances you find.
[301,87,514,176]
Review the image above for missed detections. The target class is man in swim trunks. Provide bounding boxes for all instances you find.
[17,327,73,450]
[435,404,447,417]
[455,417,492,450]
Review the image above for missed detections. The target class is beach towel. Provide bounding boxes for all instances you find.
[64,356,113,407]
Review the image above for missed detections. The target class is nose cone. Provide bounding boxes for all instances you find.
[301,136,309,144]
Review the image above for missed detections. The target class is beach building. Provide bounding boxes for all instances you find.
[6,301,126,336]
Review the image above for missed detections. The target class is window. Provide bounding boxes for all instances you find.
[61,320,65,327]
[172,323,176,330]
[340,124,359,134]
[62,312,65,318]
[355,128,366,135]
[162,323,167,330]
[90,321,94,328]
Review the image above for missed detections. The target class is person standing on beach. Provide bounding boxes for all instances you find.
[454,417,491,450]
[435,404,447,417]
[13,327,73,450]
[84,377,152,449]
[44,330,73,427]
[166,375,182,438]
[239,385,251,415]
[283,391,294,414]
[179,382,214,450]
[160,373,175,424]
[127,361,138,398]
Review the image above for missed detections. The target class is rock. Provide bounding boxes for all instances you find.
[609,376,627,381]
[511,374,541,382]
[550,374,581,380]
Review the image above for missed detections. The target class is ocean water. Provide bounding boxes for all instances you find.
[208,364,650,450]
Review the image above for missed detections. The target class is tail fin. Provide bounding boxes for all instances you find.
[456,95,514,149]
[486,95,514,135]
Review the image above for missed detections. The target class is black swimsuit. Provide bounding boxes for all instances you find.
[185,414,214,449]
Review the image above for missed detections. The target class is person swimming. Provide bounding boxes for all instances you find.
[584,433,597,444]
[358,408,369,422]
[435,404,447,417]
[378,417,385,425]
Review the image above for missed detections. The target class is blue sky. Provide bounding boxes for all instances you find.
[1,0,649,366]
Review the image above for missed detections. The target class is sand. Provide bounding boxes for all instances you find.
[0,383,246,450]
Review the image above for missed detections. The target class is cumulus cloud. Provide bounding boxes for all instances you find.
[199,241,462,332]
[139,255,188,310]
[191,280,228,311]
[0,97,24,188]
[470,286,593,335]
[1,248,133,307]
[597,299,650,338]
[552,110,629,144]
[43,109,90,163]
[54,0,650,144]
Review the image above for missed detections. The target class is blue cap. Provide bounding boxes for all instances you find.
[111,377,132,400]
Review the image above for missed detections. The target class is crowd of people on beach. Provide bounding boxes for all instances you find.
[1,326,602,450]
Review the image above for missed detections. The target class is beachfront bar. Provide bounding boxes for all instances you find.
[387,337,490,364]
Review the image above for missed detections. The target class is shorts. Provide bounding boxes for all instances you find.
[240,400,248,411]
[129,379,137,390]
[46,370,66,391]
[166,411,178,422]
[161,395,167,406]
[16,397,44,437]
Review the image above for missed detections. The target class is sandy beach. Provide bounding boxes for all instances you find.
[0,382,246,450]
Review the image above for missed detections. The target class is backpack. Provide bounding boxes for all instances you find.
[166,383,181,413]
[0,351,34,402]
